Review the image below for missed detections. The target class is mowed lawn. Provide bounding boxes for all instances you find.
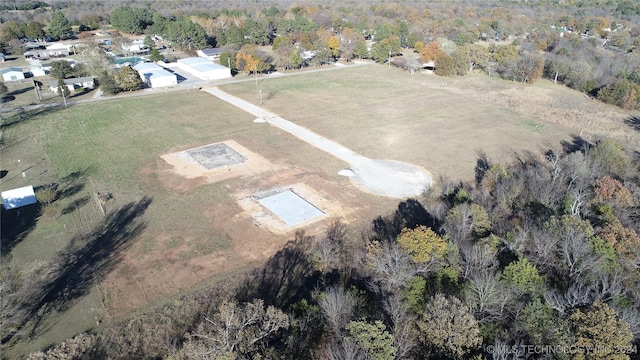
[222,65,576,182]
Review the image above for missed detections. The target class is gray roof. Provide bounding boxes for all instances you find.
[199,48,222,56]
[2,67,23,74]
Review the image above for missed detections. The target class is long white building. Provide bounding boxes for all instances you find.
[177,57,231,81]
[133,62,178,88]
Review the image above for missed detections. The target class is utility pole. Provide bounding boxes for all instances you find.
[33,79,42,102]
[61,84,67,108]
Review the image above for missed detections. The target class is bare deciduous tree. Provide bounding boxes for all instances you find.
[316,286,361,337]
[179,299,289,359]
[365,242,415,294]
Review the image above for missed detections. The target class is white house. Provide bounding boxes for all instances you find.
[197,48,223,61]
[30,65,47,77]
[47,76,95,93]
[46,42,74,56]
[132,62,177,88]
[122,39,146,53]
[2,67,25,81]
[177,57,231,81]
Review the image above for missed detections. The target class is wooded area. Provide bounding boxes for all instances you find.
[1,0,639,109]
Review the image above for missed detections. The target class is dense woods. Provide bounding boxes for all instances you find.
[1,1,640,359]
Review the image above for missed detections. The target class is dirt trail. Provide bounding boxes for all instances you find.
[204,87,432,198]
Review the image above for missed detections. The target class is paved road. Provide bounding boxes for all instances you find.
[204,87,432,198]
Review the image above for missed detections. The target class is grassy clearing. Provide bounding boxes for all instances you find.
[221,65,580,182]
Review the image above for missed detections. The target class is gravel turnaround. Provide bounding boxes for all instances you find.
[204,87,432,198]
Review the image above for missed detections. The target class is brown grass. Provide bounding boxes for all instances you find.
[222,65,616,183]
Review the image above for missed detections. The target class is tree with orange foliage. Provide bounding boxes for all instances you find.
[419,41,444,63]
[235,45,269,75]
[592,176,633,207]
[599,220,640,262]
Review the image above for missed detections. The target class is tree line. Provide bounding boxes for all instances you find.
[17,136,640,359]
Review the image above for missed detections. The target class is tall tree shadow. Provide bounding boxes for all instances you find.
[370,199,438,243]
[0,203,41,254]
[625,116,640,132]
[561,134,592,154]
[235,231,318,309]
[475,150,491,185]
[25,197,152,338]
[1,103,70,131]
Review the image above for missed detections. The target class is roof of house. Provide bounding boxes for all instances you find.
[178,57,210,66]
[46,43,72,50]
[1,185,37,210]
[47,76,95,87]
[178,57,228,73]
[191,62,228,73]
[199,48,223,56]
[2,67,23,74]
[133,62,162,72]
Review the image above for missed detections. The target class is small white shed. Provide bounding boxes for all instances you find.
[1,185,37,210]
[30,65,47,77]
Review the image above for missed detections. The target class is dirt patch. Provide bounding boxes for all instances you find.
[160,139,278,185]
[100,157,385,318]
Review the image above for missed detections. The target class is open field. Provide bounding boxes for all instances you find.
[0,89,392,356]
[2,64,638,356]
[221,65,639,183]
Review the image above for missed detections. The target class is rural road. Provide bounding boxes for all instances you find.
[1,61,373,115]
[204,87,432,198]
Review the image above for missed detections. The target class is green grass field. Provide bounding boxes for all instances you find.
[1,81,370,356]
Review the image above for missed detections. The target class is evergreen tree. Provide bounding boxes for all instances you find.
[116,66,143,91]
[149,48,163,62]
[98,71,119,94]
[48,11,72,41]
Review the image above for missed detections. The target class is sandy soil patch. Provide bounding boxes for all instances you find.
[160,139,277,185]
[101,161,381,317]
